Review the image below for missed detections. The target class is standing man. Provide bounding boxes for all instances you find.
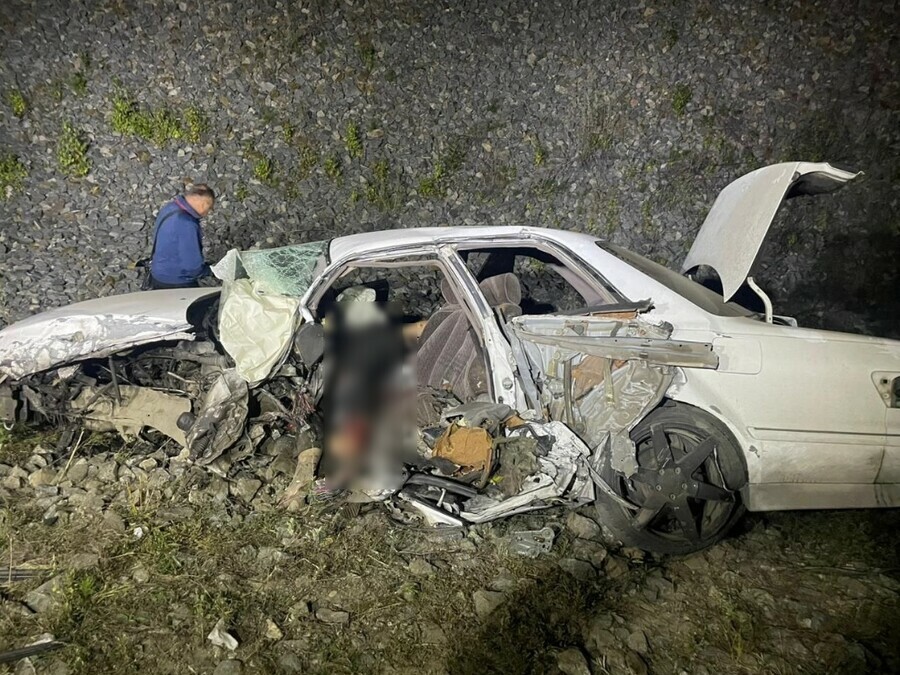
[149,184,215,289]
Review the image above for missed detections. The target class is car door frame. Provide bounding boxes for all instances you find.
[301,242,526,409]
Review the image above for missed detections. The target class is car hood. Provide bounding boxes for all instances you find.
[682,162,862,301]
[0,288,219,380]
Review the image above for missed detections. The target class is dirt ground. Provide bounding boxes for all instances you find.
[0,427,897,675]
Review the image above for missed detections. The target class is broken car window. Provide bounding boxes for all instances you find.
[326,264,446,320]
[229,241,329,297]
[462,247,605,315]
[599,243,753,318]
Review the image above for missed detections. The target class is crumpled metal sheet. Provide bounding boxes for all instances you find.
[185,368,249,465]
[70,385,191,445]
[0,315,194,381]
[0,289,218,381]
[460,420,590,522]
[514,316,677,455]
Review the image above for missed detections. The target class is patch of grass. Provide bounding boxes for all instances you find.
[110,92,185,145]
[253,156,276,185]
[365,158,401,211]
[344,121,363,159]
[531,137,547,167]
[282,122,295,142]
[296,137,319,179]
[324,154,342,181]
[417,162,446,198]
[580,97,622,155]
[600,195,621,236]
[235,183,249,201]
[662,25,680,50]
[478,162,517,204]
[57,122,91,177]
[184,106,208,144]
[356,35,377,74]
[70,71,88,96]
[443,135,468,173]
[0,152,27,200]
[6,89,27,117]
[533,178,561,201]
[672,83,693,116]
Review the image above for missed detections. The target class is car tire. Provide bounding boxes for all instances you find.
[593,402,748,555]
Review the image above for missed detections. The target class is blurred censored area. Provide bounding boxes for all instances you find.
[314,252,574,491]
[319,284,418,489]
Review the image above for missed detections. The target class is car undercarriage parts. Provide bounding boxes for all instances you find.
[507,526,556,558]
[185,368,249,465]
[70,385,191,445]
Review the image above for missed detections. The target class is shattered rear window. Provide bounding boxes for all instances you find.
[236,241,328,296]
[599,243,753,318]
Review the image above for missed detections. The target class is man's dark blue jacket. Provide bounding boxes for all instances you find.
[150,196,207,285]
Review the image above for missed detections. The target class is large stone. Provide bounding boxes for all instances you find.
[24,575,66,613]
[315,607,350,624]
[566,512,602,540]
[472,589,505,618]
[280,447,322,510]
[66,460,89,484]
[558,558,596,581]
[27,467,56,488]
[2,475,23,490]
[627,630,649,655]
[556,648,591,675]
[232,478,262,503]
[96,461,118,483]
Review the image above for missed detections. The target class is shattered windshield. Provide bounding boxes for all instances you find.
[236,241,328,296]
[599,243,753,318]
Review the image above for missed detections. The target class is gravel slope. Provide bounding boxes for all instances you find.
[0,0,897,331]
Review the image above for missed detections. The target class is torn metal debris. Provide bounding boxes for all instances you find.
[3,164,896,554]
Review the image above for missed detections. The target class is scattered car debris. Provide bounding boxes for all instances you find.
[207,618,239,651]
[507,526,556,558]
[0,634,63,665]
[1,162,897,555]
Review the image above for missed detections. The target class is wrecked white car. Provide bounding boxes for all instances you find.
[2,161,898,555]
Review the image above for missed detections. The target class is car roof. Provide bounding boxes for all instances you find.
[328,226,603,262]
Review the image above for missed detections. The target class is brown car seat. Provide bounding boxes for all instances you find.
[416,273,522,401]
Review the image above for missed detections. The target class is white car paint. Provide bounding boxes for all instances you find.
[682,161,862,300]
[0,288,218,380]
[2,164,897,514]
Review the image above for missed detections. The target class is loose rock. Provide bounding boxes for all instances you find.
[556,647,591,675]
[473,589,506,618]
[567,512,602,540]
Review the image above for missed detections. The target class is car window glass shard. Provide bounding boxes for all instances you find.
[213,241,328,297]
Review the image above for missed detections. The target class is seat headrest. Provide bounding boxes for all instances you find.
[479,273,522,307]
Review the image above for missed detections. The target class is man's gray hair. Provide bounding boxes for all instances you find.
[186,183,215,201]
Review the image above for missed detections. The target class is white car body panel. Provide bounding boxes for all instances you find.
[682,161,862,300]
[0,288,218,380]
[2,161,897,514]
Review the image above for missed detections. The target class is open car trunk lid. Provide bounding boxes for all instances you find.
[0,288,219,380]
[681,161,861,301]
